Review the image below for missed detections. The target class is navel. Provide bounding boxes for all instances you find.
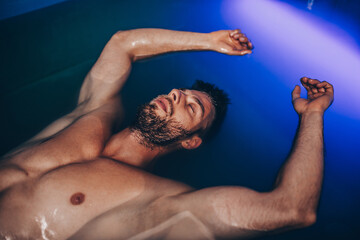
[70,192,85,205]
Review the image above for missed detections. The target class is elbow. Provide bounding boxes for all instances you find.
[291,209,317,228]
[111,31,130,47]
[269,209,316,232]
[301,211,317,227]
[111,30,136,61]
[112,30,127,41]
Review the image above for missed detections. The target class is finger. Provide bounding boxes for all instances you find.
[308,78,321,86]
[229,29,240,37]
[318,87,326,93]
[241,43,249,49]
[233,33,241,40]
[300,77,310,89]
[247,40,254,50]
[234,33,253,50]
[310,85,318,94]
[240,50,252,55]
[316,82,326,93]
[232,32,245,40]
[300,76,309,84]
[292,85,301,102]
[226,47,251,55]
[317,81,334,93]
[316,82,327,88]
[308,80,319,93]
[300,77,319,96]
[238,40,252,51]
[300,79,311,92]
[245,42,254,50]
[234,49,252,56]
[232,34,248,47]
[239,35,249,43]
[312,92,326,98]
[308,79,326,94]
[232,41,246,51]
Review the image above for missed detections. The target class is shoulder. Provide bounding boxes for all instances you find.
[1,98,123,177]
[47,96,124,149]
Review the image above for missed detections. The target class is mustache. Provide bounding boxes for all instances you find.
[153,95,174,117]
[164,96,174,116]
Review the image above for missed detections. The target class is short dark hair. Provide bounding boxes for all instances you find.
[190,80,230,141]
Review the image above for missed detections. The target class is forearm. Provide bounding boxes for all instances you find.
[78,29,212,109]
[115,29,212,61]
[275,112,324,215]
[78,28,252,110]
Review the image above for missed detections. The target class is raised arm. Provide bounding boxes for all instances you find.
[25,28,253,143]
[79,28,253,110]
[273,77,334,217]
[170,77,334,239]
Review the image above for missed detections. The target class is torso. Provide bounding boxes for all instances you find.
[0,110,207,240]
[0,154,194,239]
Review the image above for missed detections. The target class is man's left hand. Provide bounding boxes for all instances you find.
[292,77,334,115]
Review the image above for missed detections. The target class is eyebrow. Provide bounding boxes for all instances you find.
[194,96,205,118]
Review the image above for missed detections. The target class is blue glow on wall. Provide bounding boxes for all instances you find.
[221,0,360,120]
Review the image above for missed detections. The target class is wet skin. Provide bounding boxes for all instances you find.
[0,128,195,239]
[0,28,327,239]
[0,88,216,239]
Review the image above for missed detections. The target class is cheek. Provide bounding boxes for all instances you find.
[172,111,193,129]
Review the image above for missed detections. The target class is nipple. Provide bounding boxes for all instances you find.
[70,192,85,205]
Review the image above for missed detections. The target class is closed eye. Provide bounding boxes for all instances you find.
[180,88,204,117]
[188,104,195,113]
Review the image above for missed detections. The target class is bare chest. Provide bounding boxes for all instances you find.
[0,158,160,239]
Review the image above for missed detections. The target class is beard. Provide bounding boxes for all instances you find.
[130,97,191,148]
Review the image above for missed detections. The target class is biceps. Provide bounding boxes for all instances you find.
[210,187,293,231]
[174,187,296,237]
[79,33,132,106]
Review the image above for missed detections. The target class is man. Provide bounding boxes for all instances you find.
[0,28,333,240]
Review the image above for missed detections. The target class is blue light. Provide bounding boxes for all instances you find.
[221,0,360,120]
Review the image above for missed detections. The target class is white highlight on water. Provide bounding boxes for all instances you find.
[35,216,55,240]
[53,209,58,217]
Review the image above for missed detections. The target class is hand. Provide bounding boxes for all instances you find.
[209,29,253,56]
[292,77,334,115]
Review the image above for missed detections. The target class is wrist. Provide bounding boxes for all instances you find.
[207,31,223,52]
[202,32,216,51]
[299,111,324,120]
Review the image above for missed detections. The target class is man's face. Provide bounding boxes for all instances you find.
[130,89,215,147]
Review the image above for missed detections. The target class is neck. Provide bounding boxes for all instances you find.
[101,127,171,168]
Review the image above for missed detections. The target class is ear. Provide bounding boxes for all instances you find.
[181,135,202,150]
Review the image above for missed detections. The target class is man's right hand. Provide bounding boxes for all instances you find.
[209,29,253,56]
[292,77,334,115]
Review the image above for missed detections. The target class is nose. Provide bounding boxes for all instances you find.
[169,89,183,104]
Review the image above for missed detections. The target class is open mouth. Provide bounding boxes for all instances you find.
[155,98,168,113]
